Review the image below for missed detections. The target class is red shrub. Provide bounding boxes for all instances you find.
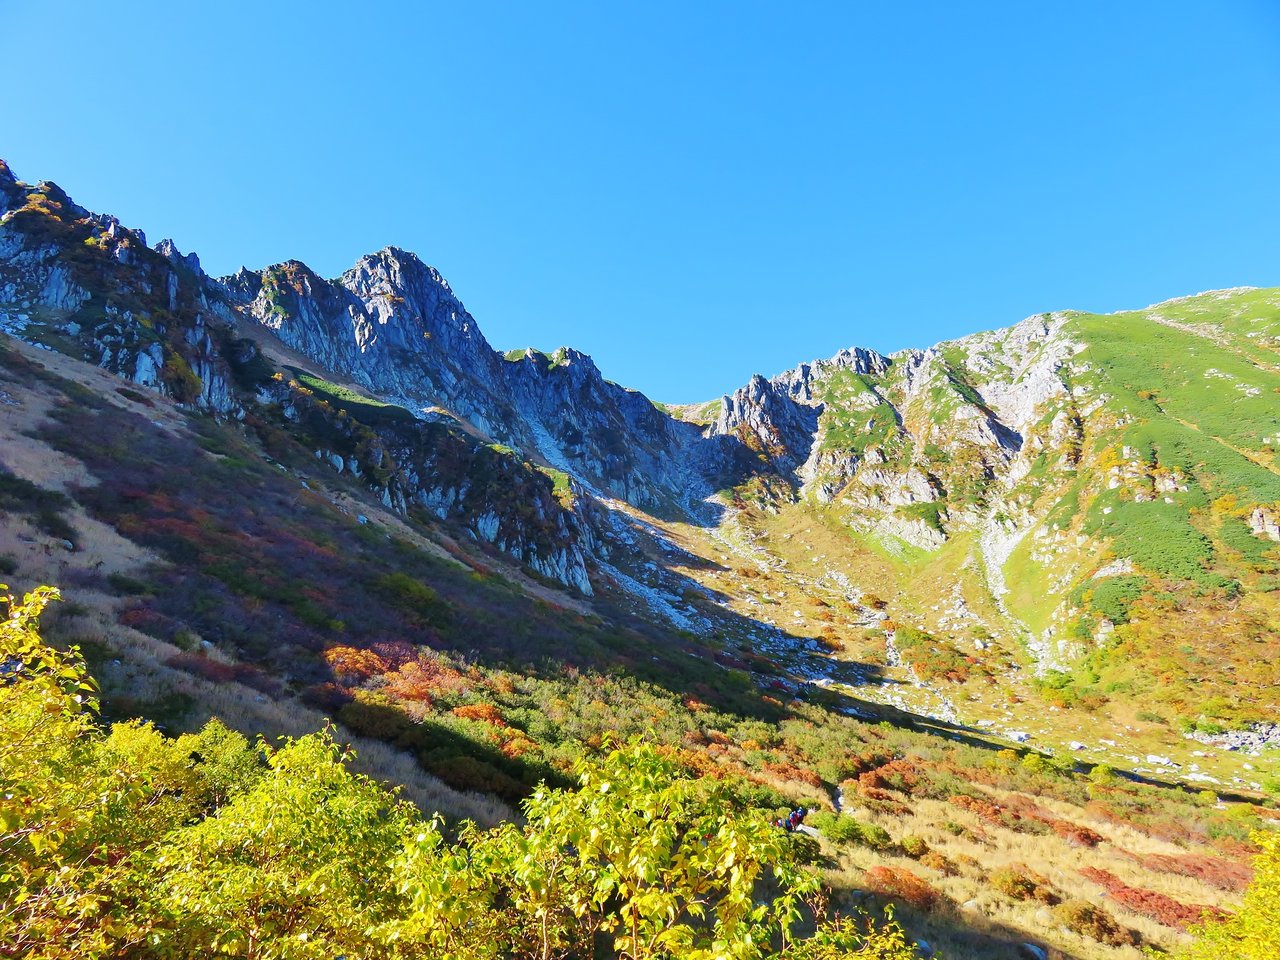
[864,866,940,911]
[1119,850,1253,893]
[1078,867,1229,930]
[1051,821,1105,847]
[1002,794,1053,819]
[117,606,178,638]
[164,652,280,694]
[1002,794,1104,845]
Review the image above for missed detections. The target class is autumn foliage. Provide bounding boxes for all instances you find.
[1079,867,1228,930]
[3,584,934,960]
[863,866,940,911]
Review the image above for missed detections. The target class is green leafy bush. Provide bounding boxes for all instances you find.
[809,811,893,849]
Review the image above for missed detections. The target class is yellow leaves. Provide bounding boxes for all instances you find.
[322,644,387,682]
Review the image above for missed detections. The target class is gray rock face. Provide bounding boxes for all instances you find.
[0,173,241,417]
[713,374,822,476]
[1250,506,1280,541]
[711,347,891,478]
[211,239,1089,563]
[218,248,742,512]
[153,237,202,276]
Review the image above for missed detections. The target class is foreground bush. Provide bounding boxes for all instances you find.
[0,584,922,959]
[1180,830,1280,960]
[787,909,920,959]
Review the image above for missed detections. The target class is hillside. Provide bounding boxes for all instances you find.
[1,157,1278,958]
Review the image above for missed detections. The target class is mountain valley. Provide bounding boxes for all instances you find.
[3,158,1279,959]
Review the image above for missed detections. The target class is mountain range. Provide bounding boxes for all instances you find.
[2,158,1277,958]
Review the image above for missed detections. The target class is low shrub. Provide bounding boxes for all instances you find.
[1052,899,1138,947]
[1121,849,1253,892]
[1051,821,1106,847]
[917,851,956,875]
[1079,867,1228,930]
[863,866,940,911]
[809,811,893,849]
[991,864,1057,904]
[899,835,929,858]
[790,912,923,960]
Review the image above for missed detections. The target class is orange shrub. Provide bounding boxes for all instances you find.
[858,759,918,794]
[384,654,468,704]
[488,673,517,695]
[918,851,956,875]
[816,633,843,651]
[948,793,1017,828]
[763,761,823,789]
[499,732,538,759]
[864,866,940,911]
[991,864,1057,904]
[452,702,507,726]
[323,644,387,682]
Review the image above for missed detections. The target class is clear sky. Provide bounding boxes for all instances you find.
[7,2,1280,401]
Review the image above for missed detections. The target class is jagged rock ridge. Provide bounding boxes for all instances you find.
[4,156,1280,655]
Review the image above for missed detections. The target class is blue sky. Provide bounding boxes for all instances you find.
[7,2,1280,401]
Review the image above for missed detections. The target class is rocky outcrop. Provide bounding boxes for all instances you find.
[265,375,605,594]
[0,168,241,416]
[710,347,890,478]
[1249,506,1280,542]
[713,374,822,476]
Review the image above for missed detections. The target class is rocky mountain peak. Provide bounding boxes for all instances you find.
[342,246,453,298]
[773,346,891,404]
[0,159,19,211]
[153,238,202,275]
